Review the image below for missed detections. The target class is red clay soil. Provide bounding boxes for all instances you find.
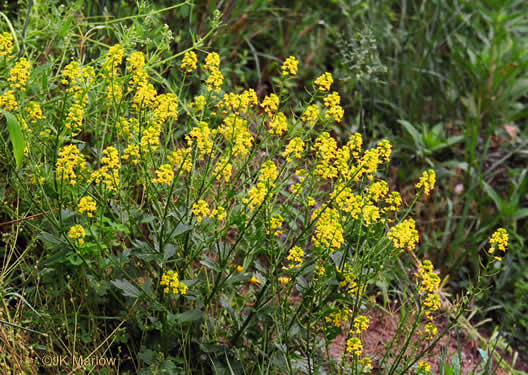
[328,308,528,374]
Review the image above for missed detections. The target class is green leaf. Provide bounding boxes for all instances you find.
[398,119,422,146]
[482,181,504,211]
[110,279,141,298]
[4,111,25,169]
[170,309,203,324]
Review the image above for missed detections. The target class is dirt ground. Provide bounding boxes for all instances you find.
[328,308,528,374]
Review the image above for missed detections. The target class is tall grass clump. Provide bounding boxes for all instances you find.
[0,2,516,374]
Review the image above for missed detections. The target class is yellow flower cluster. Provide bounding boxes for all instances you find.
[181,51,198,73]
[312,207,344,250]
[78,196,97,217]
[353,315,370,334]
[387,218,419,252]
[155,93,179,124]
[383,191,402,214]
[418,361,431,373]
[284,246,304,269]
[424,322,438,340]
[90,146,121,191]
[152,164,174,185]
[65,103,84,135]
[0,32,13,56]
[204,52,224,92]
[62,61,95,97]
[268,214,284,236]
[243,160,278,211]
[261,93,279,116]
[416,260,441,320]
[8,58,31,90]
[214,157,233,182]
[346,337,363,357]
[301,104,319,125]
[26,102,45,124]
[68,224,86,245]
[268,112,288,135]
[488,228,508,261]
[190,95,206,112]
[186,121,215,159]
[160,270,188,295]
[281,56,298,76]
[102,44,124,75]
[218,115,253,156]
[0,90,18,111]
[315,72,333,91]
[192,200,210,223]
[168,147,193,173]
[332,185,364,219]
[416,169,436,197]
[325,307,350,328]
[282,137,305,162]
[217,89,258,115]
[312,132,338,180]
[323,91,344,123]
[337,263,359,295]
[56,144,87,185]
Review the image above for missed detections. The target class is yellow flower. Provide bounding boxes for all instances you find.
[190,95,206,112]
[416,169,436,197]
[56,144,87,185]
[284,246,304,269]
[325,307,350,328]
[235,265,244,273]
[206,68,224,92]
[102,44,124,74]
[153,164,174,185]
[312,207,344,250]
[488,228,508,254]
[376,139,392,162]
[0,32,14,56]
[154,93,179,124]
[204,52,221,71]
[346,337,363,357]
[68,225,86,245]
[181,51,198,73]
[186,121,215,160]
[268,112,288,136]
[279,276,291,285]
[133,82,157,110]
[315,72,333,91]
[8,58,31,90]
[282,137,305,162]
[353,315,370,334]
[168,147,193,173]
[78,196,97,217]
[301,104,320,125]
[160,270,188,295]
[211,206,226,221]
[418,361,431,373]
[219,115,254,156]
[387,218,419,252]
[214,157,233,183]
[424,322,437,340]
[122,144,140,164]
[65,103,84,135]
[192,200,210,223]
[281,56,298,76]
[261,93,279,116]
[248,275,261,285]
[259,160,279,186]
[127,51,147,81]
[268,214,284,236]
[90,146,121,191]
[0,90,18,111]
